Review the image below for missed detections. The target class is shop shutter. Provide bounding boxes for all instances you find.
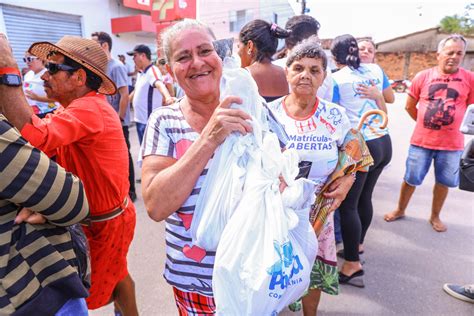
[1,4,82,69]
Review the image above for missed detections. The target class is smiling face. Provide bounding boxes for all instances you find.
[168,28,222,101]
[286,57,326,97]
[437,39,465,74]
[358,40,375,63]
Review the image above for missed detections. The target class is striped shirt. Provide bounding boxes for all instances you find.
[141,102,288,296]
[0,115,89,315]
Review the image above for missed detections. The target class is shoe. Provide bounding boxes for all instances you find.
[129,191,137,202]
[443,284,474,303]
[339,270,365,288]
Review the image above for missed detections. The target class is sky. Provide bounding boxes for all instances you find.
[298,0,471,42]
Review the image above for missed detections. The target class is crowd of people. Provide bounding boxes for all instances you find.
[0,12,473,316]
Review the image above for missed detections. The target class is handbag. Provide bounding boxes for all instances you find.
[68,224,91,289]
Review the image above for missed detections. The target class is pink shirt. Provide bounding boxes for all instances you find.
[409,67,474,150]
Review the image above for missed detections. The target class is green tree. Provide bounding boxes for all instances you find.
[439,3,474,35]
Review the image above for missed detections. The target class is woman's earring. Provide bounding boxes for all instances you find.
[248,50,252,56]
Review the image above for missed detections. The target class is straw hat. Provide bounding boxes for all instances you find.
[28,35,117,95]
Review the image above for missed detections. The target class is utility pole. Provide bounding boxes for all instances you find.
[301,0,307,15]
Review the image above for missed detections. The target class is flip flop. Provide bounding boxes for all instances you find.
[339,270,365,288]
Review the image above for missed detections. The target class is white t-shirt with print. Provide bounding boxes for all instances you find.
[23,69,58,115]
[268,96,351,193]
[331,63,388,141]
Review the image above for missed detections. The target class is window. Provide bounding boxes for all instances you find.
[229,9,252,33]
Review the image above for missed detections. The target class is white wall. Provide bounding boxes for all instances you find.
[0,0,157,64]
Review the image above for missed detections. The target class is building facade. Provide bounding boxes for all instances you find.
[375,27,474,80]
[0,0,296,69]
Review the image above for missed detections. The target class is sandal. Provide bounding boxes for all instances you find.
[339,269,365,288]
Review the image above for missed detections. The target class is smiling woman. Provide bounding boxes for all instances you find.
[139,19,289,315]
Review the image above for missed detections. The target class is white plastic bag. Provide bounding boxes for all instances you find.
[213,133,318,315]
[190,57,268,250]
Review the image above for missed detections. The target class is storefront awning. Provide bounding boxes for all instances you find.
[111,14,156,35]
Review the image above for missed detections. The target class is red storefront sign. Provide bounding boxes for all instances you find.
[122,0,151,11]
[149,0,196,23]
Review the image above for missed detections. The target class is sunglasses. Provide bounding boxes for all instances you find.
[23,56,38,63]
[45,62,79,75]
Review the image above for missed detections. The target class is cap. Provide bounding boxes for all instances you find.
[126,44,151,57]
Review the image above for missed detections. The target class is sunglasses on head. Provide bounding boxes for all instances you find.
[45,62,79,75]
[23,56,38,63]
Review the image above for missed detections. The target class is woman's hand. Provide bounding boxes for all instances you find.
[201,96,253,147]
[356,81,387,113]
[164,96,177,105]
[15,208,47,225]
[357,81,382,101]
[323,174,355,213]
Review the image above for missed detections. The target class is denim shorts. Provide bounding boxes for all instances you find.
[55,298,88,316]
[404,145,462,188]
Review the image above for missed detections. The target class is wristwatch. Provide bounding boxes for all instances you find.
[0,67,22,86]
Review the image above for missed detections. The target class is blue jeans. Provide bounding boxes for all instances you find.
[55,298,88,316]
[136,122,147,145]
[404,145,462,188]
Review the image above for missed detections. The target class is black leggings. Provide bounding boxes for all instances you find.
[340,134,392,262]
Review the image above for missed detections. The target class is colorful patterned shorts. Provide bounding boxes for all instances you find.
[173,287,216,315]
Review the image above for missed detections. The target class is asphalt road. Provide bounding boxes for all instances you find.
[91,93,473,316]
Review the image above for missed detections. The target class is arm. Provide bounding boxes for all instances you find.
[129,90,135,109]
[1,120,89,226]
[153,80,176,105]
[405,94,418,121]
[25,90,57,103]
[117,85,129,120]
[19,103,104,155]
[382,86,395,104]
[166,82,175,98]
[381,71,395,103]
[142,96,252,221]
[0,34,33,129]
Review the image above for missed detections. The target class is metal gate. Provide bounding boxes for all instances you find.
[1,4,83,69]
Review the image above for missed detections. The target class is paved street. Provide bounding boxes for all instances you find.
[91,93,473,316]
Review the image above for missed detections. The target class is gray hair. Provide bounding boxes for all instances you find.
[286,36,328,70]
[160,19,216,63]
[437,34,467,53]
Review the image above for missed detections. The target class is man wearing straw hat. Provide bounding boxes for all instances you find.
[0,34,138,315]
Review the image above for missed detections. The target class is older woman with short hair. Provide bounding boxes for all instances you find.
[269,37,355,316]
[140,19,288,315]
